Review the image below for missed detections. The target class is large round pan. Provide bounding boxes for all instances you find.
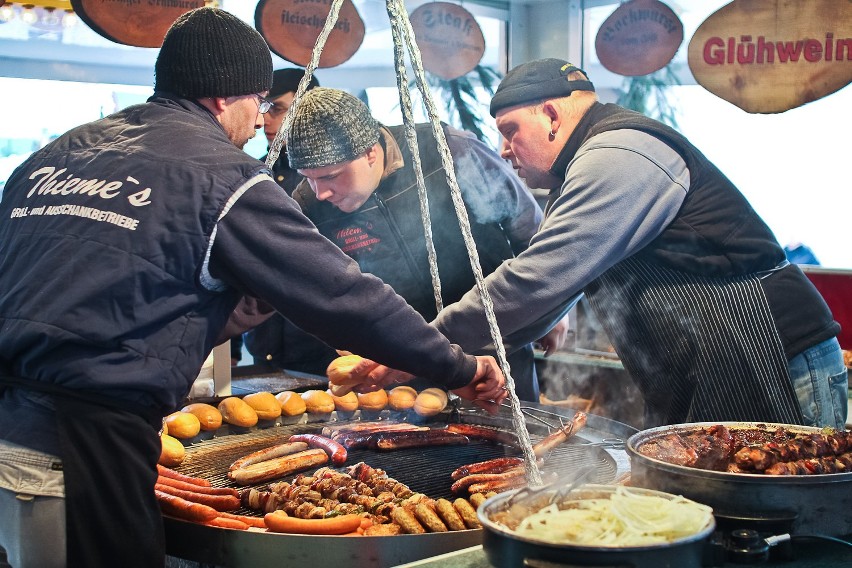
[478,484,715,568]
[627,422,852,537]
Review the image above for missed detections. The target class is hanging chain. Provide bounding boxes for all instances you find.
[386,0,541,485]
[386,0,444,314]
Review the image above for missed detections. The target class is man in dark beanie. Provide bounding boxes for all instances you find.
[426,58,846,430]
[0,7,506,567]
[284,87,561,401]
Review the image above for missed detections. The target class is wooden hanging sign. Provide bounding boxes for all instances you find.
[688,0,852,114]
[595,0,684,77]
[409,2,485,80]
[70,0,203,48]
[255,0,365,68]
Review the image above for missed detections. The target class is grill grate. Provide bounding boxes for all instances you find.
[173,416,617,516]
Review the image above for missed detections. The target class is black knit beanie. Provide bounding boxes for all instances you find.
[269,68,320,100]
[489,58,595,117]
[155,7,272,98]
[287,88,380,170]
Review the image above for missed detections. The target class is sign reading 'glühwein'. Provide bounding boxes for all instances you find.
[70,0,203,47]
[255,0,365,68]
[409,2,485,81]
[595,0,683,77]
[688,0,852,114]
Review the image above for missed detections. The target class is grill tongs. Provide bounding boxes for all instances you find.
[499,404,625,451]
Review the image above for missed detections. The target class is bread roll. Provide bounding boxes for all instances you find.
[413,388,448,417]
[328,389,359,412]
[276,391,307,417]
[326,354,376,386]
[243,391,282,421]
[181,403,222,431]
[357,389,388,412]
[159,433,185,467]
[163,411,201,439]
[301,390,335,414]
[388,386,417,411]
[218,397,259,428]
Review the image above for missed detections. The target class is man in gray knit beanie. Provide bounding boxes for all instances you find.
[288,88,381,172]
[281,87,559,402]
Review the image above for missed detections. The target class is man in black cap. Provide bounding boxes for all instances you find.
[0,8,505,567]
[422,59,846,430]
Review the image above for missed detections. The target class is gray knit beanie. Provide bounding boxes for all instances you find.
[155,7,272,98]
[287,88,380,170]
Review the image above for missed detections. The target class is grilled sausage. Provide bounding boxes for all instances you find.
[215,512,267,529]
[288,434,348,466]
[450,466,526,494]
[228,449,329,486]
[154,483,241,511]
[204,516,249,530]
[533,412,587,458]
[445,424,519,447]
[228,442,309,472]
[375,430,469,450]
[155,489,219,523]
[156,476,240,497]
[156,464,211,487]
[466,476,528,494]
[452,498,481,529]
[450,457,525,481]
[435,498,467,531]
[264,511,363,534]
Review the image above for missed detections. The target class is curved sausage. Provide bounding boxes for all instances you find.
[288,434,348,466]
[156,464,211,487]
[156,476,240,497]
[450,457,525,481]
[155,489,219,523]
[532,412,587,458]
[154,483,241,511]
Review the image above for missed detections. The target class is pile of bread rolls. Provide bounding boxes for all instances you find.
[157,355,452,467]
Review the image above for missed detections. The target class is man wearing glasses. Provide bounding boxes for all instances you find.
[263,68,321,193]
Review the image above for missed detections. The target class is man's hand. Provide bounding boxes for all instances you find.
[340,355,507,414]
[536,316,570,356]
[450,355,507,414]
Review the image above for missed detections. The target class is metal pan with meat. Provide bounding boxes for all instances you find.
[627,422,852,537]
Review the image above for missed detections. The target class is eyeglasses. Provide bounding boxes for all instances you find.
[254,94,273,115]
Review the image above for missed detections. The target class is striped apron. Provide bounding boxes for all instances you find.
[584,256,804,427]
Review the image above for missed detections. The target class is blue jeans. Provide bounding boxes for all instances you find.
[788,337,848,429]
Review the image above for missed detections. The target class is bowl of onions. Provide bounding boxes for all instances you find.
[477,482,715,568]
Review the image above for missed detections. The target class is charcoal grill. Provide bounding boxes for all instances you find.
[164,404,636,568]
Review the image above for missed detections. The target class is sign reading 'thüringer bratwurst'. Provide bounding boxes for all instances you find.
[687,0,851,114]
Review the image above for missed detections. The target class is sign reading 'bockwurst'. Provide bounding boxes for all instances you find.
[595,0,683,77]
[688,0,852,114]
